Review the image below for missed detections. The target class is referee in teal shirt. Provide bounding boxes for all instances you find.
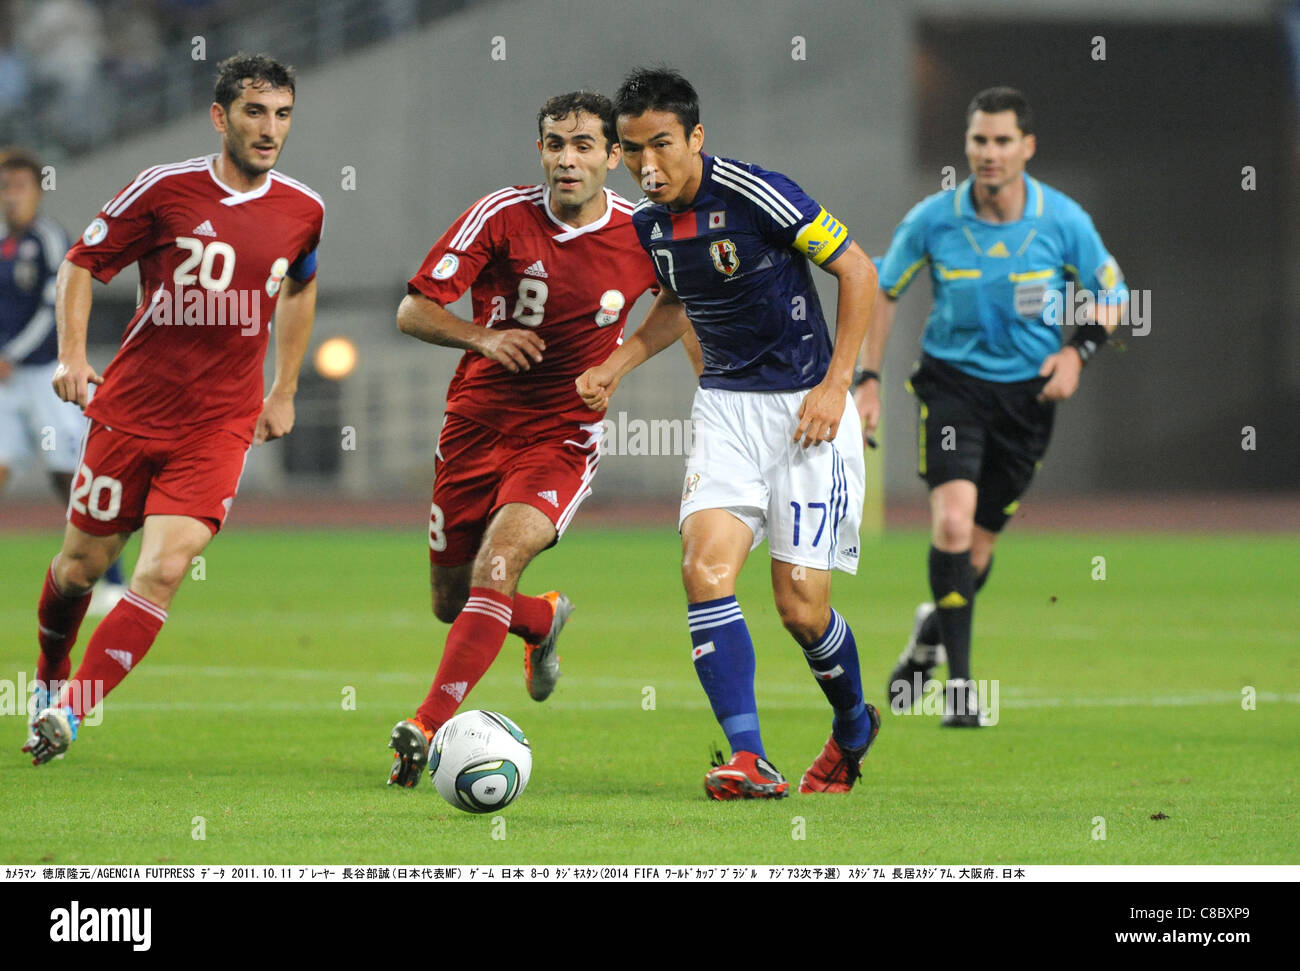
[856,87,1128,726]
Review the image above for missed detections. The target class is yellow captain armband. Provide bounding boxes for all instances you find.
[792,207,850,266]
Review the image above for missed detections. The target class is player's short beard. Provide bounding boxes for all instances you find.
[227,132,278,180]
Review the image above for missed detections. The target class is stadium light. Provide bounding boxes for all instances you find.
[314,337,358,380]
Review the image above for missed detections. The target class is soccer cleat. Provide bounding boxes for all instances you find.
[524,591,572,702]
[23,705,78,765]
[24,680,52,752]
[941,678,983,728]
[387,718,434,787]
[886,602,947,712]
[704,748,790,800]
[799,704,883,793]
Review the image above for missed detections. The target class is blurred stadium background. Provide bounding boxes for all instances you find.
[2,0,1297,529]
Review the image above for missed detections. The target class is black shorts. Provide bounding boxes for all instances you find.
[907,353,1055,533]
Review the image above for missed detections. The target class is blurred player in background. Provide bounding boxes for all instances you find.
[0,149,127,614]
[385,91,659,787]
[24,53,324,764]
[579,68,881,799]
[858,87,1127,726]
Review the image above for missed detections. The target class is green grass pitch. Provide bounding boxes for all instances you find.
[1,525,1296,864]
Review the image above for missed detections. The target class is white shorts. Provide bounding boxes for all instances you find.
[0,360,87,475]
[678,386,865,574]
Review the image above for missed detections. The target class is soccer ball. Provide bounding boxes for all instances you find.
[429,710,532,813]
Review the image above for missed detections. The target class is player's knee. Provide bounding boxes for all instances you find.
[54,549,103,595]
[934,508,975,550]
[681,553,735,599]
[132,552,190,598]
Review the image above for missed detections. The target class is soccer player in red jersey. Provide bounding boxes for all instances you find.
[385,92,662,787]
[24,53,324,764]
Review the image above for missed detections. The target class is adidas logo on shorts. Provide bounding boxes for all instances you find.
[537,489,558,508]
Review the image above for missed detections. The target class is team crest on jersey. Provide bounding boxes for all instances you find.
[595,289,625,327]
[82,218,108,246]
[265,257,290,296]
[709,239,739,277]
[432,253,460,279]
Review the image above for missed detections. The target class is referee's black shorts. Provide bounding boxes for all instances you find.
[907,353,1055,533]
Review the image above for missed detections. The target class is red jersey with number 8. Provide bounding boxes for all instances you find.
[407,185,655,436]
[65,155,324,442]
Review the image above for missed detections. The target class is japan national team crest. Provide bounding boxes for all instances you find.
[682,471,701,501]
[709,239,739,276]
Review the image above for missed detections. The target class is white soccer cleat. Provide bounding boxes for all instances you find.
[87,582,127,618]
[524,592,573,702]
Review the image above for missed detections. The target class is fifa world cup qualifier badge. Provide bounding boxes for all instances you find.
[595,289,625,327]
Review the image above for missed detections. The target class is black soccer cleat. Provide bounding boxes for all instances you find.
[387,719,433,787]
[941,678,983,728]
[886,602,946,712]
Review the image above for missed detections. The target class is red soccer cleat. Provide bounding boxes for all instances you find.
[705,749,790,800]
[799,704,882,794]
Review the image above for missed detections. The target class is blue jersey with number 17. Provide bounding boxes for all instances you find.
[631,153,852,392]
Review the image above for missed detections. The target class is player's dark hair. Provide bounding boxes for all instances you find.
[966,87,1034,135]
[614,67,700,136]
[0,148,43,184]
[214,53,296,111]
[537,91,617,155]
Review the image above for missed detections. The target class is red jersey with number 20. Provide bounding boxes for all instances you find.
[408,185,655,436]
[65,155,324,442]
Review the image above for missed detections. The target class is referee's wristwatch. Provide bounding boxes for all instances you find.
[851,367,880,391]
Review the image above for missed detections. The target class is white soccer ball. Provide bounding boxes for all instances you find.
[429,710,532,813]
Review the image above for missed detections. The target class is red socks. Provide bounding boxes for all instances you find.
[36,562,91,685]
[509,592,553,642]
[57,590,166,719]
[416,587,512,731]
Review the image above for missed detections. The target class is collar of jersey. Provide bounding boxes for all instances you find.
[206,154,274,206]
[540,186,614,241]
[954,172,1043,224]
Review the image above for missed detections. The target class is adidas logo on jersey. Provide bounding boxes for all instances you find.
[537,490,558,508]
[441,681,468,702]
[191,219,217,238]
[524,260,548,278]
[649,222,663,240]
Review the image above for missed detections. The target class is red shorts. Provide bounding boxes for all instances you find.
[67,421,251,536]
[429,413,601,566]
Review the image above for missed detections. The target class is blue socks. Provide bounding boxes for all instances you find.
[803,609,873,750]
[105,560,124,586]
[688,596,764,758]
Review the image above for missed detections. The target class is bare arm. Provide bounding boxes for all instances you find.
[576,286,691,411]
[397,291,544,373]
[1038,298,1126,402]
[793,240,876,448]
[255,275,317,444]
[51,260,103,408]
[852,285,895,439]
